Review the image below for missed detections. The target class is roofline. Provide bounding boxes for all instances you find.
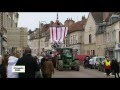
[107,19,120,26]
[90,12,97,25]
[84,12,97,29]
[69,29,84,33]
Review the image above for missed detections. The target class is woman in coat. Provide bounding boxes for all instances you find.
[43,57,54,78]
[7,53,19,78]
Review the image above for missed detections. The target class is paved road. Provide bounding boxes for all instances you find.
[52,66,116,78]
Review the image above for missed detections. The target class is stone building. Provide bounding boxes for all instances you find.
[84,12,103,56]
[105,13,120,60]
[96,12,113,56]
[68,17,86,54]
[0,12,19,55]
[6,27,28,53]
[64,18,75,47]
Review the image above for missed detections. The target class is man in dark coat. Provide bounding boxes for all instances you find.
[111,59,120,78]
[40,57,46,78]
[0,55,7,78]
[16,48,40,78]
[84,56,89,68]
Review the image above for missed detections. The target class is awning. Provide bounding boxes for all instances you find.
[114,49,120,51]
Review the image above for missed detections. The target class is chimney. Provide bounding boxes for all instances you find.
[39,23,44,29]
[103,12,111,22]
[50,21,54,25]
[82,15,85,21]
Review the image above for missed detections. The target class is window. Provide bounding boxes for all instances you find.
[112,31,114,42]
[73,35,75,44]
[89,34,91,43]
[75,35,77,44]
[119,31,120,43]
[93,50,95,55]
[71,36,72,44]
[16,23,17,27]
[91,50,93,55]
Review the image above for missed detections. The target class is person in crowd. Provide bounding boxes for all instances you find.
[38,54,43,64]
[43,57,54,78]
[104,57,111,78]
[2,53,9,67]
[33,54,42,78]
[89,57,94,69]
[42,48,46,59]
[111,59,120,78]
[0,55,7,78]
[84,56,89,68]
[7,52,19,78]
[16,47,40,78]
[40,57,46,78]
[49,51,56,68]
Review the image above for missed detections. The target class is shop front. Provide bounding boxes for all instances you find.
[105,47,114,59]
[114,44,120,62]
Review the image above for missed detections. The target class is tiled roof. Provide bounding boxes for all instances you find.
[69,19,86,33]
[41,24,50,32]
[104,12,113,22]
[91,12,103,24]
[64,19,75,23]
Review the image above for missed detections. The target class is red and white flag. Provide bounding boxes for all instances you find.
[50,27,68,43]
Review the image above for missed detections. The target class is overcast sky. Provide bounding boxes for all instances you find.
[18,12,89,31]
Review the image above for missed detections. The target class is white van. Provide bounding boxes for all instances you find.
[91,56,105,69]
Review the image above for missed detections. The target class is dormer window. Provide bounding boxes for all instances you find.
[109,14,119,24]
[89,34,92,43]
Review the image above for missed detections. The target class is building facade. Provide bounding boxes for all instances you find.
[84,12,103,56]
[6,27,28,53]
[68,17,86,54]
[96,12,113,57]
[105,14,120,60]
[64,18,75,47]
[0,12,19,55]
[96,23,107,56]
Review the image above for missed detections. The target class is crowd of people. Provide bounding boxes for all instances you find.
[83,56,120,78]
[0,47,120,78]
[0,47,54,78]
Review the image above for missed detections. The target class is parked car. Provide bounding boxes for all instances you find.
[90,56,105,69]
[89,58,94,69]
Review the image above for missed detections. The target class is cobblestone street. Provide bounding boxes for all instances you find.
[52,66,115,78]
